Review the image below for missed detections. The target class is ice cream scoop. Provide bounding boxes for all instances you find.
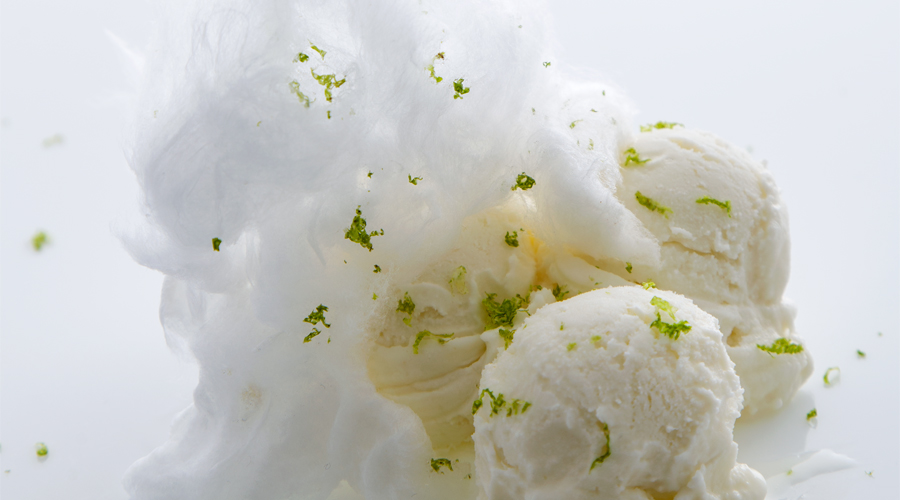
[614,126,813,416]
[473,286,766,500]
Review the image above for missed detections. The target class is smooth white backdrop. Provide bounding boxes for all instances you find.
[1,1,897,499]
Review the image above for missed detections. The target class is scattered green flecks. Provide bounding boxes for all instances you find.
[212,238,222,252]
[35,443,48,457]
[293,52,309,63]
[31,231,48,251]
[289,80,312,107]
[641,281,656,289]
[327,110,331,120]
[499,328,515,349]
[344,206,383,252]
[806,408,817,421]
[310,69,346,102]
[397,292,416,326]
[473,388,530,417]
[757,338,804,355]
[857,349,866,358]
[650,296,677,321]
[625,262,633,274]
[511,172,536,191]
[590,335,602,344]
[426,52,445,83]
[408,174,423,185]
[569,119,582,129]
[373,265,382,273]
[256,121,262,127]
[449,266,468,295]
[640,121,682,132]
[542,61,551,68]
[303,304,330,343]
[823,366,840,386]
[505,231,519,248]
[482,293,526,330]
[650,312,691,340]
[567,342,577,351]
[590,422,611,471]
[310,44,326,59]
[452,78,470,99]
[413,330,454,354]
[304,328,321,342]
[372,293,378,300]
[560,323,565,331]
[623,147,649,167]
[635,191,672,217]
[367,171,373,178]
[786,469,793,476]
[430,458,453,473]
[552,284,569,301]
[696,196,732,217]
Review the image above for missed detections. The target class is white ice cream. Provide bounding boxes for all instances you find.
[615,127,813,415]
[473,286,766,500]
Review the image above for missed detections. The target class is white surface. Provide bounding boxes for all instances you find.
[1,1,897,499]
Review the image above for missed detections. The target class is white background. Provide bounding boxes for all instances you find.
[1,1,897,499]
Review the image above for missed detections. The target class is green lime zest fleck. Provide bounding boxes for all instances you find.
[31,231,48,251]
[408,174,423,185]
[866,471,874,477]
[36,443,48,457]
[303,304,331,329]
[449,266,468,295]
[542,61,551,68]
[430,458,453,473]
[552,284,569,301]
[590,335,602,344]
[289,80,312,107]
[590,422,611,471]
[373,265,381,273]
[589,138,594,150]
[310,44,326,59]
[757,338,804,355]
[293,52,309,63]
[452,78,470,99]
[650,296,677,321]
[857,349,866,358]
[397,292,416,326]
[310,69,346,102]
[806,408,817,420]
[473,388,530,417]
[344,206,383,251]
[625,262,633,273]
[212,238,222,251]
[499,328,515,349]
[650,312,691,340]
[372,293,378,300]
[482,293,526,329]
[569,119,582,129]
[504,231,519,248]
[303,328,322,343]
[560,323,565,331]
[623,147,649,166]
[426,52,445,83]
[696,196,732,217]
[641,281,656,289]
[511,172,536,191]
[823,366,840,385]
[567,342,577,351]
[367,171,373,178]
[413,330,454,354]
[635,191,672,217]
[640,121,682,132]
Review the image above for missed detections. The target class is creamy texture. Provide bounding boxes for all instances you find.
[473,286,766,500]
[615,128,813,415]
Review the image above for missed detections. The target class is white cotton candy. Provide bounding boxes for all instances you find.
[121,0,651,498]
